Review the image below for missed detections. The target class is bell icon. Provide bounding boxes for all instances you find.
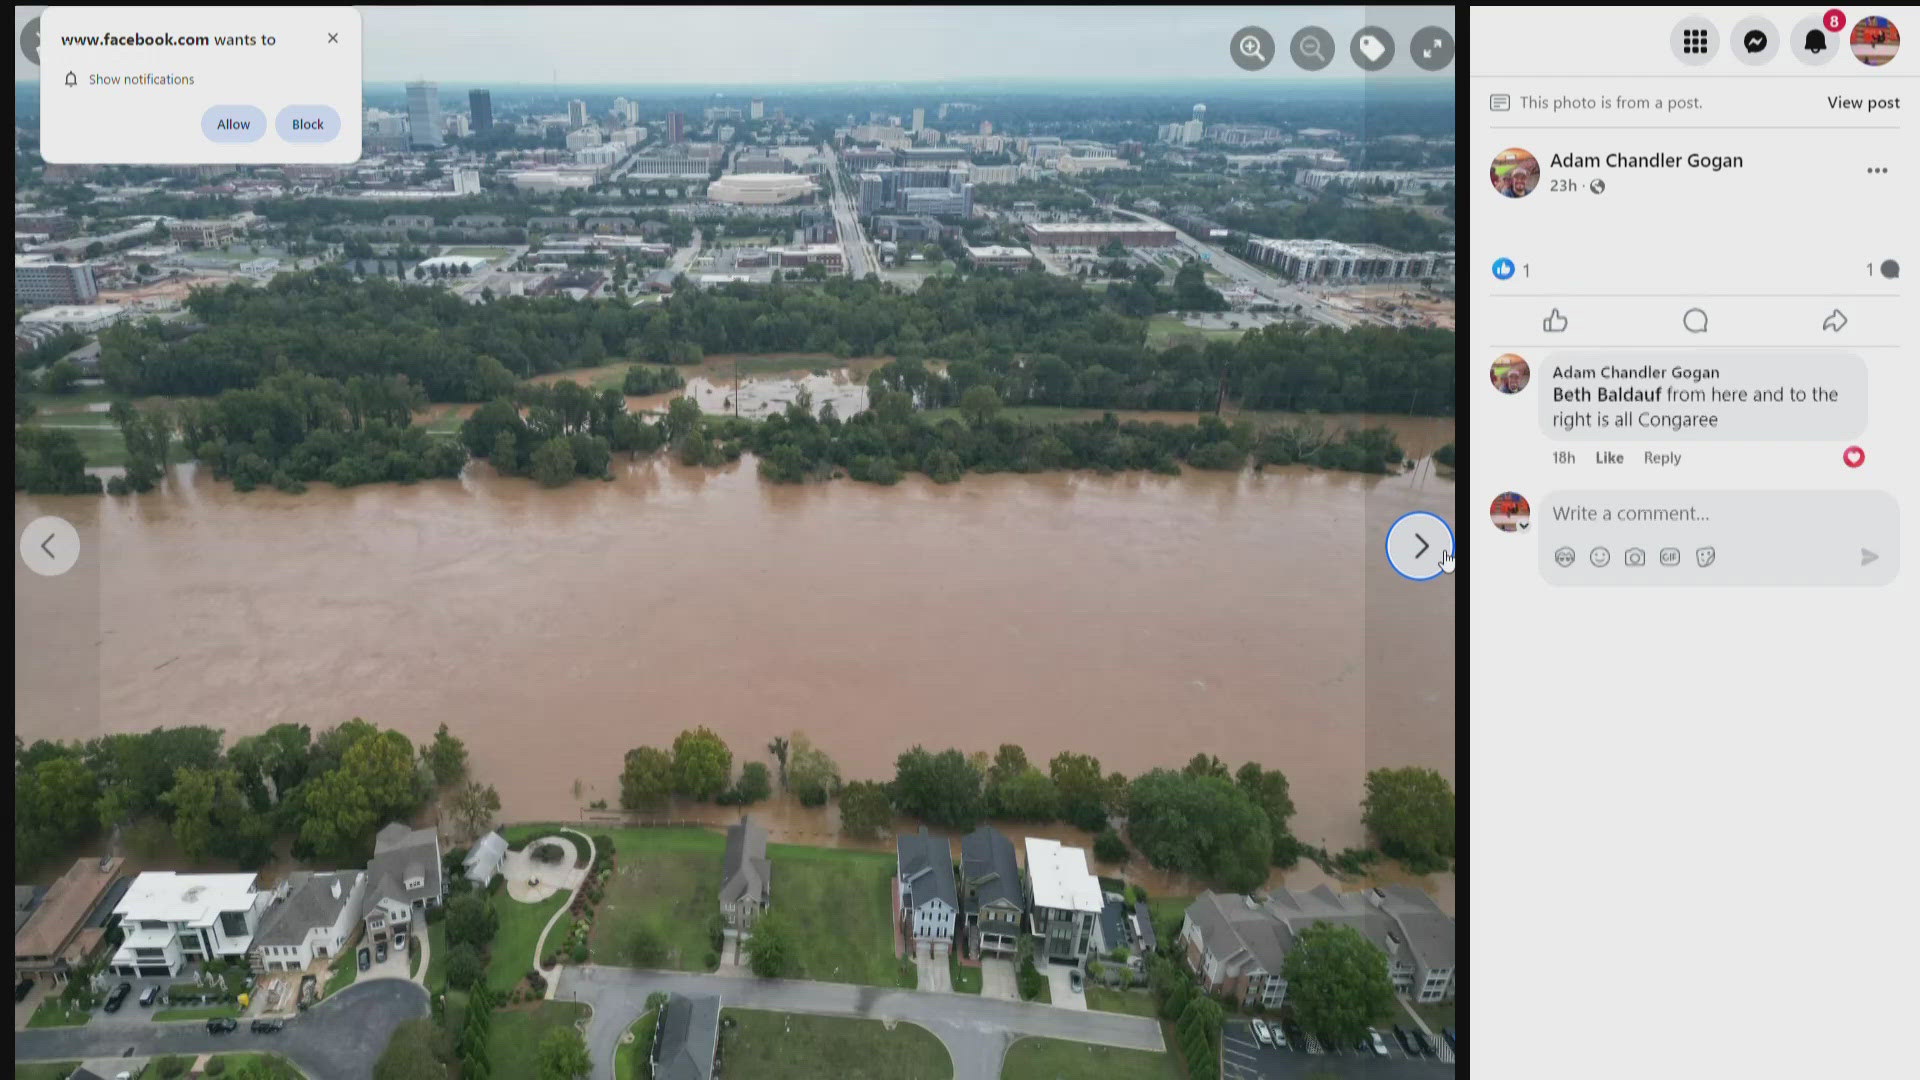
[64,71,78,87]
[1804,29,1826,54]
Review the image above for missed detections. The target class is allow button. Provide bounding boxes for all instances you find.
[276,105,341,143]
[202,106,267,143]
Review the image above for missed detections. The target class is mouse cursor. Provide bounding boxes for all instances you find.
[1436,551,1456,574]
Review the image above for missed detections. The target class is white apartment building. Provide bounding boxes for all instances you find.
[1024,837,1103,965]
[108,873,272,977]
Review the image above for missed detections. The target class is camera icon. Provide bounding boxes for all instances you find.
[1624,548,1646,567]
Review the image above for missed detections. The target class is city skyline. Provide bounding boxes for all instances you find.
[14,5,1459,86]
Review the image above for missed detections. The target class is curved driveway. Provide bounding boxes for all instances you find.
[559,964,1163,1080]
[15,978,428,1080]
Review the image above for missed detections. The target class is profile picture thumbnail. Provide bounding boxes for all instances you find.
[1851,16,1900,65]
[1490,491,1531,533]
[1490,354,1530,394]
[1490,147,1540,198]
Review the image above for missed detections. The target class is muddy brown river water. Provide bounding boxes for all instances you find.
[17,417,1453,906]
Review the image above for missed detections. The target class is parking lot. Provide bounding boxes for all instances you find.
[1221,1019,1455,1080]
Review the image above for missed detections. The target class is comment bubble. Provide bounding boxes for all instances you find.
[1537,490,1899,586]
[1538,351,1866,440]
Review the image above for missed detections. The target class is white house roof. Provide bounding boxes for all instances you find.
[1023,837,1103,914]
[113,872,260,925]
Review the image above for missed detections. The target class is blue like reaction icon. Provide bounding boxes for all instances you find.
[1492,257,1516,280]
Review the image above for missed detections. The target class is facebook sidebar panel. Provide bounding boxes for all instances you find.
[17,6,1462,1079]
[1471,6,1914,1079]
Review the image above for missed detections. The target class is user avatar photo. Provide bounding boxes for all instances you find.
[1489,148,1539,199]
[1490,491,1531,533]
[1851,16,1900,65]
[1490,354,1530,394]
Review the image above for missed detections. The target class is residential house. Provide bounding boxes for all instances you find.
[959,826,1024,957]
[1366,886,1457,1002]
[107,872,272,977]
[1182,885,1450,1011]
[720,816,771,929]
[1023,837,1103,965]
[651,992,721,1080]
[361,822,443,947]
[463,833,509,889]
[1179,891,1291,1009]
[248,871,365,973]
[896,828,958,957]
[15,857,123,987]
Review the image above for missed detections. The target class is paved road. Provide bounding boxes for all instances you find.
[825,155,878,280]
[15,979,427,1080]
[1103,206,1352,328]
[560,964,1164,1080]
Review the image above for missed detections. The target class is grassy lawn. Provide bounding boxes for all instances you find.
[719,1008,951,1080]
[1085,988,1157,1018]
[949,952,982,994]
[1409,999,1455,1033]
[492,887,572,995]
[490,1001,589,1080]
[322,955,357,999]
[615,1005,661,1080]
[425,919,448,992]
[1000,1036,1182,1080]
[1145,314,1247,349]
[425,407,468,434]
[589,827,725,972]
[765,843,906,987]
[26,998,91,1028]
[14,1063,81,1080]
[154,1004,241,1021]
[408,933,422,979]
[1146,896,1193,946]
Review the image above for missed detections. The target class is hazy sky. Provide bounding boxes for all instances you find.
[17,6,1455,85]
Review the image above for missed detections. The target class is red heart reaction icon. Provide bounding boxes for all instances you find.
[1843,446,1865,468]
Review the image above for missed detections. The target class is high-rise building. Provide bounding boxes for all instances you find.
[15,254,100,305]
[454,168,481,195]
[937,103,949,121]
[666,111,685,144]
[980,120,992,136]
[469,89,493,134]
[445,114,470,138]
[613,97,629,125]
[406,82,443,148]
[1193,103,1207,122]
[750,98,765,121]
[1182,118,1204,144]
[568,99,588,129]
[912,107,925,132]
[623,99,640,125]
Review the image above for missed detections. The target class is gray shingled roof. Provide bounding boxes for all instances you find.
[1185,891,1291,974]
[365,823,440,911]
[1377,885,1456,971]
[720,817,770,908]
[652,993,720,1080]
[1134,900,1157,951]
[960,826,1023,914]
[896,828,957,913]
[254,872,359,948]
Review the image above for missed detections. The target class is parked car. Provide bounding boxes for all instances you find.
[394,929,408,950]
[1412,1029,1437,1057]
[1283,1023,1308,1053]
[1067,969,1082,993]
[1270,1023,1287,1049]
[1444,1027,1458,1052]
[358,947,371,971]
[206,1017,238,1034]
[375,941,388,964]
[14,978,34,1003]
[1369,1028,1390,1056]
[139,985,160,1007]
[1394,1025,1419,1055]
[251,1018,284,1034]
[1250,1019,1274,1048]
[103,982,132,1012]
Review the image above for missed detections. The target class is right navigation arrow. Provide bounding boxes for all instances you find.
[1862,549,1879,566]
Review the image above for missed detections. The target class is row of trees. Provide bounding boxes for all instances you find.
[609,726,1452,893]
[95,266,1454,418]
[15,719,475,877]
